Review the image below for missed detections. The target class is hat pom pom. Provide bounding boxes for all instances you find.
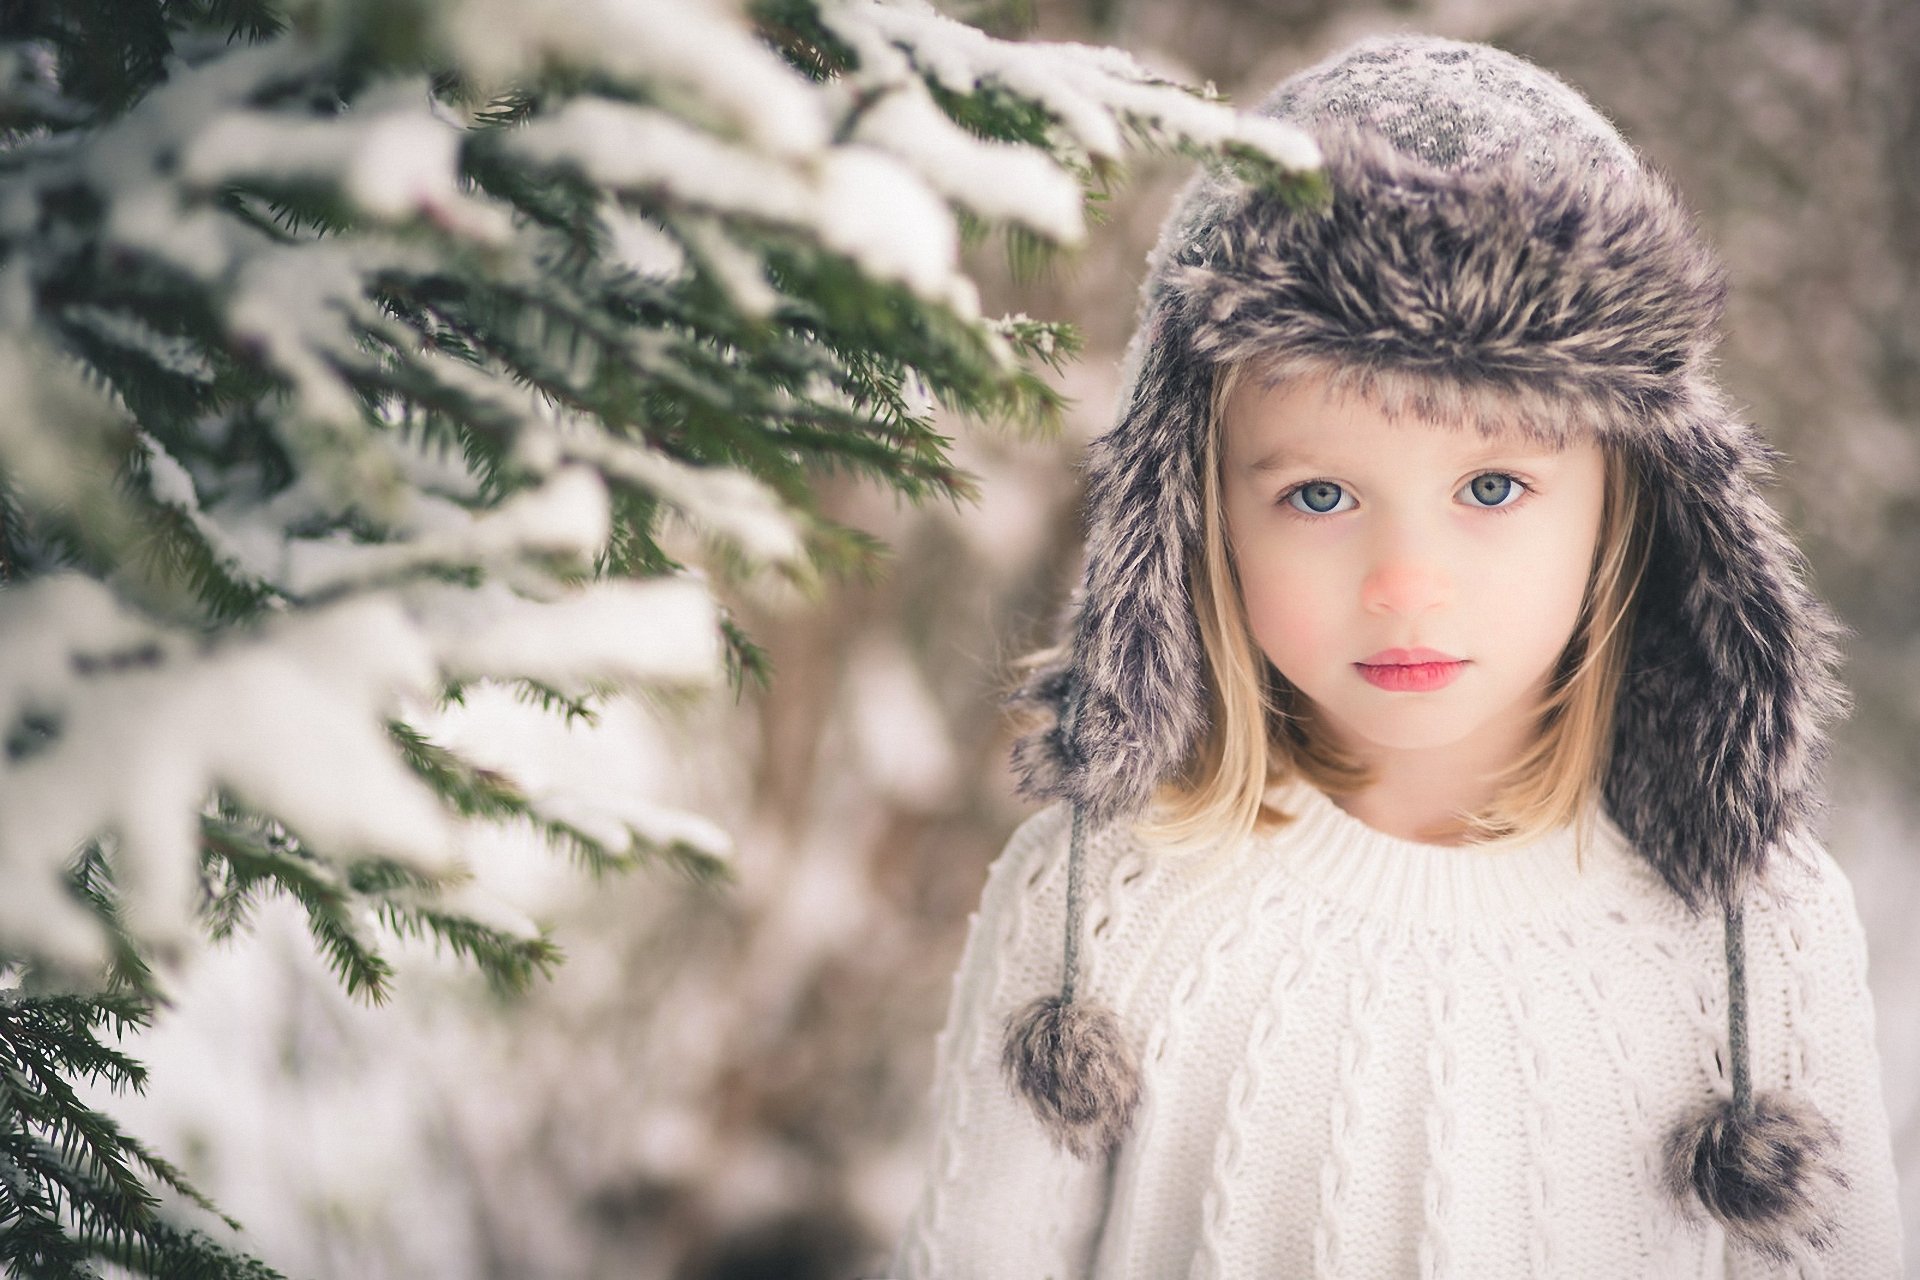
[1664,1089,1851,1261]
[1001,994,1142,1160]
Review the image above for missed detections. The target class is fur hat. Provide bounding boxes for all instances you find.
[1000,34,1851,1261]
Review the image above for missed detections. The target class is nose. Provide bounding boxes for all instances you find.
[1361,539,1453,617]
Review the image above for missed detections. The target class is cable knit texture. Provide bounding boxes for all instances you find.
[890,786,1902,1278]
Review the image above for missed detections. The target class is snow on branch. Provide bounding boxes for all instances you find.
[440,0,832,157]
[826,0,1322,175]
[0,577,453,968]
[413,576,724,690]
[547,429,806,567]
[0,2,1330,1264]
[181,79,511,241]
[0,0,1322,1001]
[504,97,969,310]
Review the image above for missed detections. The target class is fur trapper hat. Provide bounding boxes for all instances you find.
[1000,34,1852,1261]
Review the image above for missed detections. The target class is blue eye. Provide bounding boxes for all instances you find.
[1461,473,1523,508]
[1286,481,1351,515]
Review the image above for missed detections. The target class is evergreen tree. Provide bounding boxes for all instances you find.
[0,0,1319,1272]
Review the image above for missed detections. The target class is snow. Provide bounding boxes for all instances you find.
[87,672,746,1275]
[224,238,418,446]
[990,311,1059,360]
[65,307,216,382]
[831,0,1322,172]
[0,583,170,970]
[831,2,1117,161]
[79,40,311,282]
[411,680,734,885]
[183,79,510,240]
[0,566,722,969]
[446,0,1314,320]
[139,432,273,590]
[377,424,489,504]
[102,184,236,283]
[551,427,805,567]
[273,465,610,596]
[0,579,170,730]
[468,0,1287,313]
[677,216,784,318]
[411,575,724,690]
[508,98,968,310]
[819,29,1086,243]
[439,0,829,157]
[506,99,815,225]
[0,582,457,963]
[400,878,544,944]
[816,146,964,308]
[600,203,689,282]
[197,478,336,588]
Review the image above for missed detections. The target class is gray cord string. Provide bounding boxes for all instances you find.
[1724,897,1751,1115]
[1058,681,1087,1005]
[1063,803,1087,1004]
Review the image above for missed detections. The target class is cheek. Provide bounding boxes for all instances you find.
[1236,551,1343,679]
[1493,515,1602,659]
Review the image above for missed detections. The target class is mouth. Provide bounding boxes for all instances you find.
[1354,649,1468,693]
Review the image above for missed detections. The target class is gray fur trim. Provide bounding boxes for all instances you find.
[1168,126,1725,436]
[1608,390,1850,910]
[1011,319,1214,825]
[1664,1090,1851,1261]
[1010,43,1848,909]
[1000,994,1142,1160]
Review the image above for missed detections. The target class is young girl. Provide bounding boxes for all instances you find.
[891,34,1901,1279]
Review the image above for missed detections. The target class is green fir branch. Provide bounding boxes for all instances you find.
[73,1215,286,1280]
[720,613,773,694]
[387,718,729,883]
[750,0,860,81]
[370,902,559,998]
[0,987,244,1278]
[199,817,396,1004]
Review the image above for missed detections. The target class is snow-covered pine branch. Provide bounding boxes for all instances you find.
[0,0,1319,1272]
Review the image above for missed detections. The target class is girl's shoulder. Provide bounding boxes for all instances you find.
[970,805,1074,949]
[984,803,1072,898]
[977,804,1180,943]
[1747,828,1873,961]
[983,803,1140,907]
[1752,829,1864,920]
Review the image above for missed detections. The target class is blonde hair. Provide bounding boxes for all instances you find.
[1138,359,1652,854]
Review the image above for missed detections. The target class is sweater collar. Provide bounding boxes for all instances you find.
[1258,778,1648,928]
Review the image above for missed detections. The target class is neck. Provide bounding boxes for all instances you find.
[1326,715,1540,846]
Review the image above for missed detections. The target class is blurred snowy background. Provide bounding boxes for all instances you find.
[79,0,1920,1277]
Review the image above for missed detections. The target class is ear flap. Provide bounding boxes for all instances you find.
[1010,308,1216,824]
[1604,396,1849,911]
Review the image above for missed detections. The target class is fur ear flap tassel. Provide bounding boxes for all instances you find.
[1001,992,1142,1160]
[1000,797,1142,1160]
[1664,1090,1850,1261]
[1664,897,1850,1260]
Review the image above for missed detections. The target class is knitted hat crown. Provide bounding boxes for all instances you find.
[1000,34,1852,1262]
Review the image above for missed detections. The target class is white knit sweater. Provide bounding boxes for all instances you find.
[890,781,1902,1278]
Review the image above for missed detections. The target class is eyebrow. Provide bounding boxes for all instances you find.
[1243,440,1564,474]
[1245,447,1321,475]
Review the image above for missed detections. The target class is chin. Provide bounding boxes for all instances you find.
[1355,725,1486,754]
[1324,704,1485,755]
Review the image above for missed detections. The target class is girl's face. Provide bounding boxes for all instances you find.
[1220,372,1607,776]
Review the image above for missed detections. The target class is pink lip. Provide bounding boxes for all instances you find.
[1360,647,1461,665]
[1355,648,1467,693]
